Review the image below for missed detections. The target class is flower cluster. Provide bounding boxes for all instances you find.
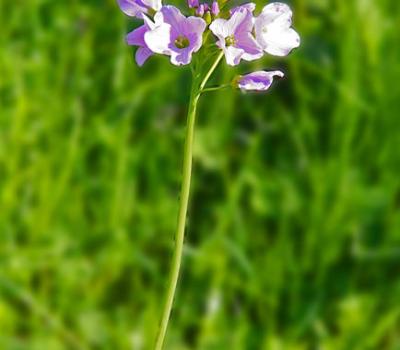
[117,0,300,92]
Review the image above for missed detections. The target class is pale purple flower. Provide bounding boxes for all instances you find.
[117,0,161,18]
[237,71,284,91]
[229,2,256,15]
[144,6,206,66]
[209,8,262,66]
[254,2,300,56]
[126,20,154,66]
[211,1,220,16]
[187,0,199,9]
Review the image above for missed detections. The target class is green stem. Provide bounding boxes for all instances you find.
[201,84,231,94]
[154,51,224,350]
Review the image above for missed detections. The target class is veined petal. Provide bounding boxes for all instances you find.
[255,2,300,56]
[259,26,300,56]
[135,47,153,66]
[238,70,284,91]
[236,32,262,61]
[117,0,147,17]
[144,22,171,54]
[234,7,255,34]
[230,2,256,15]
[224,46,244,66]
[170,47,192,66]
[226,9,249,34]
[159,5,187,34]
[260,2,292,26]
[182,16,207,37]
[126,24,147,46]
[209,18,230,38]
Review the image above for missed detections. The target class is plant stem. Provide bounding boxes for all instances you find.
[201,84,231,94]
[154,51,224,350]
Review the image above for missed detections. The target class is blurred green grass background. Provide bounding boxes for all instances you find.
[1,0,400,349]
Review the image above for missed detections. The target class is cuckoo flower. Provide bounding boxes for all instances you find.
[145,6,206,66]
[237,70,284,91]
[254,2,300,56]
[117,0,161,18]
[117,2,300,349]
[210,8,262,66]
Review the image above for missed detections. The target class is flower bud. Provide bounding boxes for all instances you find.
[187,0,199,8]
[204,11,212,24]
[196,4,205,16]
[235,71,284,92]
[211,1,219,16]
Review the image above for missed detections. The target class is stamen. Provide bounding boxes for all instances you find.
[174,35,190,49]
[225,35,236,47]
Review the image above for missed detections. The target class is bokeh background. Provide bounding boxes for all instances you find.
[1,0,400,349]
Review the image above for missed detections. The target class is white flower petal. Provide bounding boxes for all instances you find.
[144,23,172,55]
[224,46,244,66]
[255,3,300,57]
[261,2,292,26]
[142,0,161,11]
[261,27,300,56]
[210,18,230,38]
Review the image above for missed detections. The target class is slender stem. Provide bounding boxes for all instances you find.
[199,52,224,91]
[201,84,230,94]
[154,51,224,350]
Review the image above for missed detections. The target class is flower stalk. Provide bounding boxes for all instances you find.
[154,51,223,350]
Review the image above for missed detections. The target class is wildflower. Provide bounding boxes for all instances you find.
[117,2,301,350]
[144,6,207,66]
[210,7,262,66]
[236,70,284,91]
[254,2,300,56]
[117,0,161,18]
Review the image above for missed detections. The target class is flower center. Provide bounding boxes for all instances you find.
[225,35,236,47]
[174,35,190,49]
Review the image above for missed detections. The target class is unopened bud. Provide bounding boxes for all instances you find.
[211,1,220,16]
[204,11,212,24]
[196,4,205,16]
[187,0,199,8]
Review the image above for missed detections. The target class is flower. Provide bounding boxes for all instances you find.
[144,6,207,66]
[117,0,162,18]
[126,20,154,66]
[254,2,300,56]
[210,8,262,66]
[236,70,284,91]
